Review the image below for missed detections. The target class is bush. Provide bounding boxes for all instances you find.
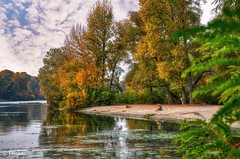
[94,88,115,106]
[194,92,220,105]
[114,91,138,104]
[114,90,165,104]
[87,87,115,106]
[137,90,165,104]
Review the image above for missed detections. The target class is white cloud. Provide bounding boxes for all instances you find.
[0,34,23,72]
[0,0,140,76]
[201,0,216,25]
[1,0,213,76]
[0,7,7,23]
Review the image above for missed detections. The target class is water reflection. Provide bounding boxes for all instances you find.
[0,103,47,150]
[0,104,180,158]
[39,111,115,147]
[39,111,180,158]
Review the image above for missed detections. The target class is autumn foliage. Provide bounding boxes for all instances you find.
[39,0,123,109]
[39,0,222,109]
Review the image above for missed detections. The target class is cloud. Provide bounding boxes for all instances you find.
[112,0,139,20]
[201,0,216,25]
[1,0,212,76]
[0,0,139,76]
[0,35,23,72]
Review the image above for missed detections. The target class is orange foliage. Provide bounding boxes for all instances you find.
[76,58,102,89]
[81,89,87,98]
[76,72,85,87]
[67,92,81,109]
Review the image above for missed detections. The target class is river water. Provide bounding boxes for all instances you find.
[0,102,181,158]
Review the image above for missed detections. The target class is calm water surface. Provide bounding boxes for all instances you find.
[0,103,180,158]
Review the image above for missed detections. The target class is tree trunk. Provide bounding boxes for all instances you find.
[181,87,187,105]
[150,86,154,103]
[167,90,174,104]
[188,73,194,104]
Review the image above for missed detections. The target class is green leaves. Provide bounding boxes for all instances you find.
[175,0,240,158]
[176,118,240,158]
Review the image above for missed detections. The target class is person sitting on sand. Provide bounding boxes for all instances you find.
[156,104,163,111]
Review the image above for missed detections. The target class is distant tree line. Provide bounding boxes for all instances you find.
[0,69,44,101]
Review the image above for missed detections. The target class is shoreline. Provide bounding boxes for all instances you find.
[79,104,222,122]
[79,104,240,129]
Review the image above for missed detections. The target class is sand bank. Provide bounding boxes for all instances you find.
[80,104,240,129]
[80,104,221,121]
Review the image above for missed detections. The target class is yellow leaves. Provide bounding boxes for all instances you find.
[66,92,81,109]
[135,37,148,60]
[171,48,184,57]
[172,59,186,71]
[66,89,88,109]
[157,62,171,80]
[157,52,187,90]
[157,55,186,80]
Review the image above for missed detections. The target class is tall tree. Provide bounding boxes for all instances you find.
[123,12,159,96]
[138,0,203,104]
[84,0,114,85]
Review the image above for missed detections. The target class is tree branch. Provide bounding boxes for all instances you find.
[210,127,234,150]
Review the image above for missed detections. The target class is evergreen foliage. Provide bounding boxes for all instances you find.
[175,0,240,158]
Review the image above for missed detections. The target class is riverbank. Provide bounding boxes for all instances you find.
[79,104,240,128]
[80,104,221,121]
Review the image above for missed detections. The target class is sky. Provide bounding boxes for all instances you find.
[0,0,215,76]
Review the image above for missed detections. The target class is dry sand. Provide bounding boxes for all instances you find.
[81,104,221,121]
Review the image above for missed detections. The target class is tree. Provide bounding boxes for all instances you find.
[84,0,114,85]
[0,70,14,100]
[12,72,31,100]
[39,0,131,108]
[38,48,67,108]
[138,0,204,104]
[175,0,240,157]
[28,76,42,99]
[69,0,127,91]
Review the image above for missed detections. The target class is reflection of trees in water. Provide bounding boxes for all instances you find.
[0,104,46,132]
[126,118,159,131]
[155,120,179,131]
[39,111,115,147]
[100,118,179,158]
[0,113,28,132]
[39,112,180,158]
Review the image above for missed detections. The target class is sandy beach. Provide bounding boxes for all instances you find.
[80,104,240,128]
[81,104,221,121]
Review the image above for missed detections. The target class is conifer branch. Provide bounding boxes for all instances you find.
[233,142,240,150]
[209,127,233,149]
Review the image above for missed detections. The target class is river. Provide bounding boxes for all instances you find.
[0,102,181,158]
